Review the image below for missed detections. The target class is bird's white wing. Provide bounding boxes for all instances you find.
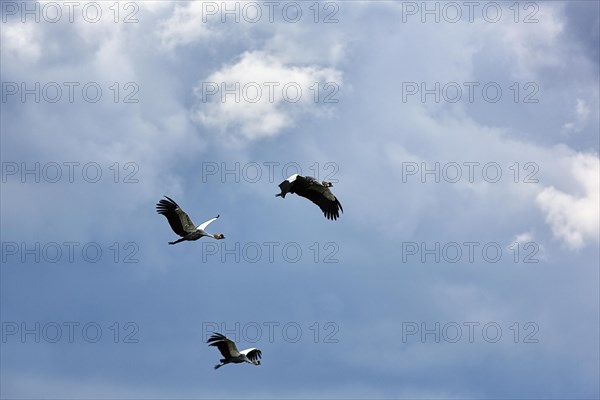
[285,173,299,183]
[197,215,219,231]
[277,174,300,197]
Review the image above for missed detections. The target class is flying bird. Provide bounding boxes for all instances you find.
[156,196,225,245]
[276,174,343,220]
[207,332,262,370]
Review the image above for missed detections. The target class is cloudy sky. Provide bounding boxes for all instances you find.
[1,1,599,398]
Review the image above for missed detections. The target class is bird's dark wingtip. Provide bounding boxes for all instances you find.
[163,195,177,205]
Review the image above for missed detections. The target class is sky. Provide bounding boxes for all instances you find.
[1,1,599,399]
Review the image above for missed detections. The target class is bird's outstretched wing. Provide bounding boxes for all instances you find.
[295,178,343,220]
[156,196,196,236]
[207,333,241,358]
[241,348,262,362]
[197,215,220,231]
[297,188,343,220]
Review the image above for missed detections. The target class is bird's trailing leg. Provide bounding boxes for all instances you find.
[168,238,185,245]
[214,358,228,369]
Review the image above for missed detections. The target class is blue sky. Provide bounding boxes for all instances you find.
[1,1,599,398]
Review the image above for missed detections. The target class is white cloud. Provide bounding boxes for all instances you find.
[513,232,533,243]
[191,50,342,143]
[536,152,600,250]
[562,98,593,134]
[157,2,215,50]
[495,3,566,79]
[576,98,591,120]
[1,23,42,63]
[262,28,347,66]
[508,231,547,262]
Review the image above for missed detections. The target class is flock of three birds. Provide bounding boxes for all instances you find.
[156,173,344,369]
